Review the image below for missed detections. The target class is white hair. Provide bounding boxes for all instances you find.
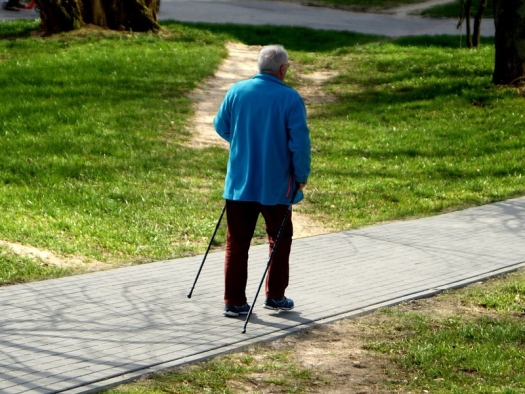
[258,45,288,74]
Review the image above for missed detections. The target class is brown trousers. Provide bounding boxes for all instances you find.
[224,200,293,306]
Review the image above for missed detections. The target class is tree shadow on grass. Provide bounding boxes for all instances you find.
[0,19,39,39]
[392,34,494,48]
[163,21,385,52]
[165,21,494,51]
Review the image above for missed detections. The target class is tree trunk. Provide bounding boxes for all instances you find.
[34,0,160,35]
[493,0,525,85]
[458,0,473,48]
[472,0,487,47]
[34,0,84,34]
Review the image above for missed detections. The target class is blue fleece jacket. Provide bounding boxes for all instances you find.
[214,73,311,205]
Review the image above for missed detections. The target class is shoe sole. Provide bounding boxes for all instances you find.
[223,310,250,317]
[263,304,294,311]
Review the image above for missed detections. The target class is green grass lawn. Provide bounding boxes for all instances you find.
[304,38,521,229]
[0,21,523,284]
[421,0,494,18]
[365,270,525,393]
[1,22,230,271]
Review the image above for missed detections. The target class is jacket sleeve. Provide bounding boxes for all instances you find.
[287,96,311,183]
[214,92,232,143]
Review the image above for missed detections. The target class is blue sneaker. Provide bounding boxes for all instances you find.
[223,303,251,317]
[263,296,294,311]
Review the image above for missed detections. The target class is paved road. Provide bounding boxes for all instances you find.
[1,0,495,37]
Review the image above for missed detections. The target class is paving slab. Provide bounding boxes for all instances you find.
[1,197,525,393]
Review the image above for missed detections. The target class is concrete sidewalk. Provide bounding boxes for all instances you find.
[2,197,525,393]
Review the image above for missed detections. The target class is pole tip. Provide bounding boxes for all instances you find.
[241,329,246,334]
[187,294,192,299]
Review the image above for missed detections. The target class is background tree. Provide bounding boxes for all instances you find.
[472,0,487,47]
[34,0,160,35]
[457,0,487,48]
[492,0,525,85]
[458,0,473,47]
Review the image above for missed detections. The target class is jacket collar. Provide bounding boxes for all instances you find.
[253,72,286,86]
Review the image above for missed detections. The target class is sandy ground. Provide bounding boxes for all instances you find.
[0,240,112,271]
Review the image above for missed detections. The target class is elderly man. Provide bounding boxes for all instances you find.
[214,44,311,317]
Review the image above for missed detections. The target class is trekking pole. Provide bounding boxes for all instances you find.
[187,204,226,299]
[242,185,300,334]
